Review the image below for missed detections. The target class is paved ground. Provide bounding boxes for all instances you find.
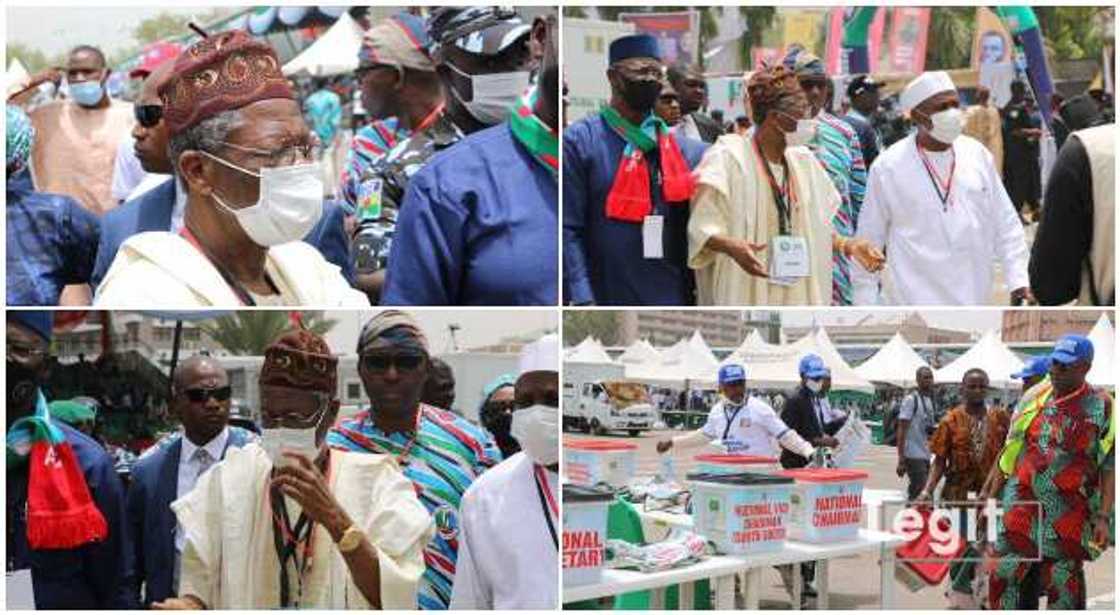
[564,425,1115,610]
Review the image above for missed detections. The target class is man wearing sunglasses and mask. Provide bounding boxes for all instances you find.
[156,329,431,609]
[28,45,135,216]
[92,59,355,292]
[327,310,501,609]
[564,34,708,306]
[6,312,133,609]
[94,31,368,307]
[381,11,558,305]
[125,355,258,607]
[451,334,559,609]
[852,70,1031,306]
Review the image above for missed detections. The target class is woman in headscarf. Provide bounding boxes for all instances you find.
[478,374,519,458]
[6,104,101,306]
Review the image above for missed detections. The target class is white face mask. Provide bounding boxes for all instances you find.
[260,427,319,466]
[924,107,963,145]
[510,404,558,466]
[785,118,817,147]
[447,62,530,125]
[806,379,824,393]
[200,151,324,247]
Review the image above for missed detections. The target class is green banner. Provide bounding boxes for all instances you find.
[994,6,1039,35]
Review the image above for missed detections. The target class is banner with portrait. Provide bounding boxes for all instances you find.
[972,7,1016,108]
[884,7,930,74]
[618,11,699,67]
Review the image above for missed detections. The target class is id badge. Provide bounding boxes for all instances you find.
[357,178,384,221]
[768,234,810,279]
[642,215,664,259]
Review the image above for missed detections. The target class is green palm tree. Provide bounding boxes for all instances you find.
[924,8,975,71]
[201,312,338,356]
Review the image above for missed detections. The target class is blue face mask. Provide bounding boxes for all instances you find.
[69,80,105,107]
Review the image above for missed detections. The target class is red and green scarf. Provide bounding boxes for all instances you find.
[600,105,695,223]
[7,392,108,549]
[508,85,558,179]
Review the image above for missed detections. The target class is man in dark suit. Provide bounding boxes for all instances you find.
[92,61,355,289]
[125,355,258,607]
[667,63,723,143]
[778,353,849,605]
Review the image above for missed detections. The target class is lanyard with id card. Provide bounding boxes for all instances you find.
[642,215,664,259]
[753,138,809,283]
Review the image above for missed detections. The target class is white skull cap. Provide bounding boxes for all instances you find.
[900,71,956,112]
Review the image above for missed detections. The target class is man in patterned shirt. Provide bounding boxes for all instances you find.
[784,48,867,306]
[327,311,501,609]
[984,334,1114,609]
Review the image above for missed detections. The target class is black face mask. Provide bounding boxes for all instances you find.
[621,77,663,115]
[7,360,39,414]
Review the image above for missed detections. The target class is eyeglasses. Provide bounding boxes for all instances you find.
[182,385,232,403]
[213,139,322,168]
[7,342,47,363]
[134,104,163,128]
[360,353,426,373]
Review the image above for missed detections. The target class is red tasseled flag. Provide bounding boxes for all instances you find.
[25,441,108,549]
[604,150,653,222]
[658,133,695,202]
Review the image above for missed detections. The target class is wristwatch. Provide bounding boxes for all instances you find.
[337,525,364,553]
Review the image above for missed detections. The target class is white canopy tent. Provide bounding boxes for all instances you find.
[1086,314,1115,388]
[564,337,614,364]
[854,332,931,387]
[282,12,363,77]
[7,58,29,96]
[934,330,1025,389]
[720,328,875,393]
[624,331,720,386]
[618,339,661,366]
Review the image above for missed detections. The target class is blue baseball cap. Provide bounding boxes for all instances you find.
[799,354,829,379]
[1011,355,1051,380]
[718,363,747,385]
[1050,334,1094,366]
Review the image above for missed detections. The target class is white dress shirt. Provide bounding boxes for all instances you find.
[175,427,229,552]
[853,134,1029,305]
[450,452,558,609]
[700,396,791,457]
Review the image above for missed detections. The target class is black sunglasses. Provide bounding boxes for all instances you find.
[183,385,232,403]
[361,353,426,373]
[134,104,163,128]
[484,400,516,414]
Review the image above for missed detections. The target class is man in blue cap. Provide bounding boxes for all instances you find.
[1011,354,1051,397]
[984,334,1114,609]
[6,311,134,608]
[564,33,708,305]
[780,354,850,469]
[656,362,814,460]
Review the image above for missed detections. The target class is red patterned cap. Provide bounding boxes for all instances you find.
[159,30,294,135]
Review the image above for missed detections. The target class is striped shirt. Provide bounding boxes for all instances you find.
[339,118,410,210]
[810,112,867,306]
[326,405,502,609]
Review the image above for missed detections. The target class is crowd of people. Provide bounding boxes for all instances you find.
[653,334,1112,608]
[6,310,560,609]
[563,33,1115,307]
[7,6,559,307]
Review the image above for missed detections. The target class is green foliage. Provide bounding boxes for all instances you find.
[563,311,622,347]
[924,8,976,71]
[1033,6,1112,61]
[6,43,52,73]
[201,312,338,356]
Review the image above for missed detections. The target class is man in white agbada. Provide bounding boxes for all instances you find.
[688,64,883,305]
[450,334,560,610]
[94,31,367,308]
[155,329,431,609]
[852,70,1032,306]
[655,363,815,460]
